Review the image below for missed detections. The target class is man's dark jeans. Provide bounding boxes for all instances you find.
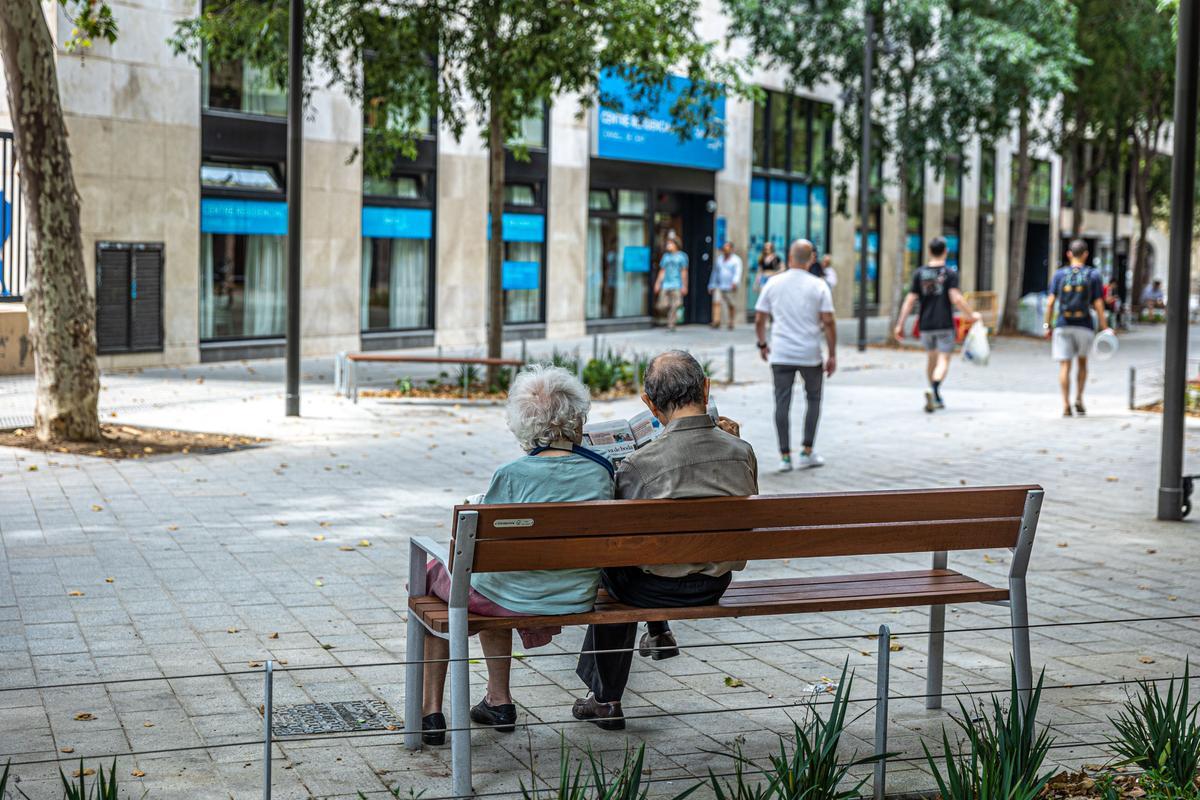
[576,567,732,703]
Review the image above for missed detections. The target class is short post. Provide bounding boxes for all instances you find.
[263,660,274,800]
[727,345,735,384]
[576,348,584,381]
[874,625,891,800]
[593,333,600,360]
[520,337,528,365]
[350,360,359,405]
[437,345,443,360]
[462,365,470,399]
[334,352,344,396]
[1129,366,1136,410]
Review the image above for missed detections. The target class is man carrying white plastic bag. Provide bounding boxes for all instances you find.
[962,319,990,366]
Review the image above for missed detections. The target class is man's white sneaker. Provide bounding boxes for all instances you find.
[796,451,825,469]
[778,456,794,473]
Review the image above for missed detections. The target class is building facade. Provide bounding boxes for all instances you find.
[0,1,1166,370]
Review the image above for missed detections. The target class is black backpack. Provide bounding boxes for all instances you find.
[1057,266,1096,323]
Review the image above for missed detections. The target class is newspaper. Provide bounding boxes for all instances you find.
[583,399,719,464]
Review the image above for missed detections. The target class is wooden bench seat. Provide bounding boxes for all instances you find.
[409,569,1009,634]
[402,485,1044,798]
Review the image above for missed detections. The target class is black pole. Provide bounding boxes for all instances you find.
[1157,0,1199,521]
[857,10,874,352]
[284,0,303,417]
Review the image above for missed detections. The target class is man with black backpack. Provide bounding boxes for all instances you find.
[1044,239,1111,417]
[894,237,982,412]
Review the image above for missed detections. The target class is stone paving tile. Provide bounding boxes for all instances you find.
[3,325,1200,796]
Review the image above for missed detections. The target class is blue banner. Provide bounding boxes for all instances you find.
[716,217,727,248]
[201,198,287,236]
[487,213,545,243]
[362,206,432,239]
[502,260,541,290]
[623,246,651,273]
[907,233,922,253]
[596,69,725,171]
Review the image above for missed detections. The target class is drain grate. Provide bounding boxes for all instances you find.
[271,699,402,736]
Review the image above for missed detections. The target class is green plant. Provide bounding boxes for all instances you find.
[60,759,119,800]
[924,666,1055,800]
[1,760,9,799]
[455,363,482,391]
[764,661,881,800]
[708,749,775,800]
[1140,769,1200,799]
[394,376,414,394]
[522,740,697,800]
[698,357,715,378]
[490,365,516,394]
[1111,661,1200,791]
[582,357,617,393]
[548,349,581,375]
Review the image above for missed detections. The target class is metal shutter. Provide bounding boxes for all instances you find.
[95,245,130,354]
[130,246,162,351]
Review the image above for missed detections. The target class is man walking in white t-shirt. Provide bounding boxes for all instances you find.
[754,239,837,472]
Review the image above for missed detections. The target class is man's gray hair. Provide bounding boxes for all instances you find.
[644,350,706,413]
[505,365,591,451]
[789,238,814,266]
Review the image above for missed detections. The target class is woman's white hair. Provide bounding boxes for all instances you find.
[505,364,591,451]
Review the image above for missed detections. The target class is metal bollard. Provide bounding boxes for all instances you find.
[520,338,528,365]
[576,348,584,381]
[874,625,891,800]
[593,333,600,360]
[263,660,274,800]
[462,365,470,399]
[727,345,735,384]
[1129,366,1136,410]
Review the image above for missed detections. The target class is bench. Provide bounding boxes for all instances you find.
[403,484,1044,798]
[334,353,524,403]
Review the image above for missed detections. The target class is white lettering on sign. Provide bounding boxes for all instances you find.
[493,519,534,528]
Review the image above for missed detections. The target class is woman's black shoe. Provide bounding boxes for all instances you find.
[470,698,517,733]
[422,712,446,746]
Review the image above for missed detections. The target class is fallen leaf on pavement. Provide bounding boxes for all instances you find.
[91,504,103,512]
[890,643,904,652]
[1056,542,1069,548]
[268,632,279,640]
[105,577,114,584]
[315,579,325,587]
[60,747,74,754]
[321,643,334,650]
[143,722,154,728]
[73,769,95,778]
[166,525,178,532]
[358,539,371,547]
[1139,656,1156,664]
[724,676,745,688]
[249,661,263,668]
[274,520,288,527]
[313,535,325,542]
[27,465,37,472]
[1106,476,1119,482]
[319,521,331,528]
[338,545,356,552]
[1169,595,1179,601]
[1147,549,1158,554]
[67,591,84,597]
[73,712,96,721]
[131,770,146,778]
[227,627,238,634]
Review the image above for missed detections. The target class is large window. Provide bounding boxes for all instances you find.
[491,210,545,324]
[361,206,433,331]
[200,203,288,341]
[203,57,285,117]
[748,91,833,310]
[587,189,651,320]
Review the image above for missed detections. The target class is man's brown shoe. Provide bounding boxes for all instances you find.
[572,693,625,731]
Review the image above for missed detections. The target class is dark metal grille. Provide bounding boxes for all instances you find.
[271,700,402,736]
[0,131,28,301]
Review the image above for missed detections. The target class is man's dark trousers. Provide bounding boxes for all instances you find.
[576,567,732,702]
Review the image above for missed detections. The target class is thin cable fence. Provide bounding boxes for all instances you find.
[2,609,1195,696]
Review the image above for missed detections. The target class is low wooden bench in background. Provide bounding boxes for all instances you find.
[404,485,1044,797]
[334,353,524,403]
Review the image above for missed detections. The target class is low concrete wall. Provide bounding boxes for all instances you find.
[0,304,32,375]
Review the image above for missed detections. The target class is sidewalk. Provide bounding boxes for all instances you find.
[1,324,1198,798]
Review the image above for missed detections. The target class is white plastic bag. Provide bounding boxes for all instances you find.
[962,321,990,366]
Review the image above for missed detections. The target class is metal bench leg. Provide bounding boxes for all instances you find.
[351,360,359,404]
[448,606,472,797]
[404,542,428,751]
[925,550,947,710]
[1010,576,1033,712]
[334,352,344,396]
[874,624,891,800]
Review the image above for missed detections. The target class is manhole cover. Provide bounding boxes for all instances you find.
[271,700,402,736]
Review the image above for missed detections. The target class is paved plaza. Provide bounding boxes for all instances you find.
[2,324,1199,799]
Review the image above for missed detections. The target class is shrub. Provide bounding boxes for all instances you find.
[1111,661,1200,792]
[924,666,1055,800]
[60,759,119,800]
[521,740,696,800]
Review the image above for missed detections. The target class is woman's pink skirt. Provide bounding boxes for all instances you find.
[425,562,561,649]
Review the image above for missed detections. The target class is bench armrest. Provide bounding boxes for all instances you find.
[410,535,450,568]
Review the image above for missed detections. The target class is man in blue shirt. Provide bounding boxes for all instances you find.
[654,237,689,331]
[1044,239,1111,417]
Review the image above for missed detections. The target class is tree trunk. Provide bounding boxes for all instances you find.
[1130,141,1154,313]
[890,155,909,336]
[1001,102,1032,334]
[0,0,100,442]
[486,101,506,386]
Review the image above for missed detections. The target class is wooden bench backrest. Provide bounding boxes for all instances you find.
[451,485,1041,573]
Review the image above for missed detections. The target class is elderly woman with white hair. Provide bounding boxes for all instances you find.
[420,365,614,745]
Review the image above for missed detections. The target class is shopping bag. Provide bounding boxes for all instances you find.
[962,320,990,366]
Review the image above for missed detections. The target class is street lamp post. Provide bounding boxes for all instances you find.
[858,10,874,352]
[284,0,303,417]
[1156,0,1199,520]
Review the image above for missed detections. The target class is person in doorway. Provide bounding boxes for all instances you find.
[894,237,982,413]
[654,236,689,331]
[1103,278,1122,330]
[709,240,743,330]
[572,351,757,730]
[754,238,837,472]
[756,241,784,288]
[1141,279,1166,310]
[1044,239,1111,417]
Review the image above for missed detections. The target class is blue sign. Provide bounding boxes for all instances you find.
[0,191,10,296]
[502,260,540,291]
[716,217,727,248]
[487,213,545,243]
[854,231,879,252]
[623,246,651,273]
[596,69,725,171]
[907,234,922,253]
[362,206,432,239]
[201,198,287,236]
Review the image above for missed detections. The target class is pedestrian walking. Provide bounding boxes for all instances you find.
[654,236,688,331]
[754,238,836,473]
[709,240,743,330]
[1044,239,1111,417]
[756,241,784,288]
[893,236,982,413]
